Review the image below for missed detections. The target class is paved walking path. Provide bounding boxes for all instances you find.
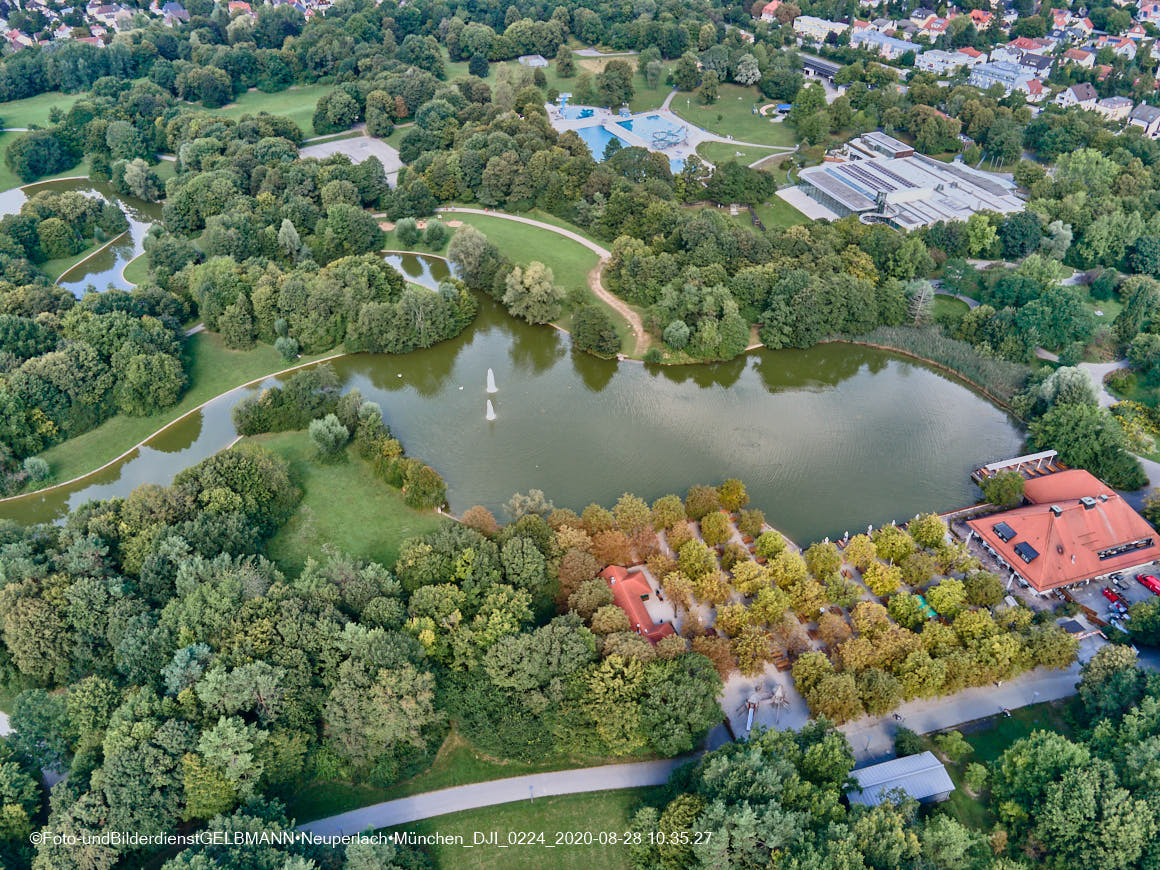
[436,207,648,354]
[0,350,346,505]
[298,759,684,836]
[1079,358,1129,408]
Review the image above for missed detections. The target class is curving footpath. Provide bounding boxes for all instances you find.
[436,207,648,354]
[0,350,345,505]
[297,759,684,836]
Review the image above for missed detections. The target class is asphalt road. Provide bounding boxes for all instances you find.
[298,759,686,836]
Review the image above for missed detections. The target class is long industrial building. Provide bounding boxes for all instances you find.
[796,135,1025,230]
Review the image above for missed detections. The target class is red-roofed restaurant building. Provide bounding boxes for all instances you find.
[966,469,1160,594]
[600,566,676,643]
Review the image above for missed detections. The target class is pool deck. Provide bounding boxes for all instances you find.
[548,103,795,170]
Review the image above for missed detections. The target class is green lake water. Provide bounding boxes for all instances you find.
[1,253,1024,544]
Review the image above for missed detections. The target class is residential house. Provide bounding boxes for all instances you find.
[1095,95,1134,120]
[851,28,915,59]
[1095,34,1137,59]
[1021,78,1047,102]
[758,0,782,22]
[1126,23,1149,39]
[1129,102,1160,137]
[1008,36,1053,54]
[922,16,950,38]
[1056,81,1099,107]
[793,15,849,40]
[910,7,936,26]
[160,0,188,22]
[916,48,978,73]
[1139,0,1160,22]
[970,8,994,27]
[970,60,1035,93]
[226,0,253,15]
[1063,47,1095,68]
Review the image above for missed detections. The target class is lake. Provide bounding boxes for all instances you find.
[0,255,1025,544]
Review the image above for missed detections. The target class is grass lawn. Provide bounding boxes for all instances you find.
[752,198,807,229]
[381,787,664,869]
[448,212,638,349]
[40,238,110,281]
[122,253,149,285]
[286,729,644,823]
[202,84,333,137]
[30,331,335,490]
[258,430,445,575]
[695,139,791,167]
[932,295,969,320]
[671,85,799,148]
[0,90,82,128]
[930,700,1074,832]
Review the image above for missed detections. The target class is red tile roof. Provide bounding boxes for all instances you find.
[967,470,1160,592]
[600,566,675,644]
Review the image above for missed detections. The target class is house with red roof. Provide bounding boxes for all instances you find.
[600,566,676,644]
[758,0,782,21]
[966,469,1160,594]
[1063,47,1095,68]
[970,9,993,27]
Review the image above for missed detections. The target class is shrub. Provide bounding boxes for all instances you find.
[460,505,498,537]
[274,336,299,362]
[424,222,448,249]
[395,218,420,246]
[22,457,50,482]
[571,305,621,357]
[402,461,446,509]
[933,730,972,763]
[964,762,988,791]
[309,414,350,461]
[894,727,925,757]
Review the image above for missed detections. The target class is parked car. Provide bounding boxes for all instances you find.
[1102,586,1124,604]
[1137,574,1160,595]
[1110,572,1124,580]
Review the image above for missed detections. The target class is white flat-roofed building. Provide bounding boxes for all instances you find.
[847,752,955,807]
[794,15,849,41]
[1095,96,1133,121]
[797,139,1025,230]
[851,28,915,59]
[969,60,1034,94]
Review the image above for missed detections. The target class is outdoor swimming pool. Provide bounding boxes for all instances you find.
[576,124,629,160]
[560,105,595,120]
[617,113,687,145]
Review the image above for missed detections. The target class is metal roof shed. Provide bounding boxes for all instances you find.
[846,751,955,806]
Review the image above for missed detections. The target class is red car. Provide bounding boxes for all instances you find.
[1137,575,1160,595]
[1102,586,1123,604]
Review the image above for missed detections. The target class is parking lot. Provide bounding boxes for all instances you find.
[1068,566,1160,627]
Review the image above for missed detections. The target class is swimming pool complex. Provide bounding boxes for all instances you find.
[616,113,688,146]
[575,124,629,160]
[560,105,595,120]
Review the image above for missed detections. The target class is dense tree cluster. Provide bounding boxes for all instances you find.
[0,283,189,493]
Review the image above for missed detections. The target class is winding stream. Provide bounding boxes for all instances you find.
[1,254,1024,543]
[0,178,161,296]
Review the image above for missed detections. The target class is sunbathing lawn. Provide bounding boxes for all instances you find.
[201,84,334,137]
[696,139,792,167]
[0,90,83,128]
[672,84,799,147]
[30,331,336,489]
[286,729,646,823]
[256,430,445,575]
[381,787,664,870]
[449,212,637,350]
[122,252,149,285]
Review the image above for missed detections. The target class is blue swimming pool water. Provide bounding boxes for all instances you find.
[617,113,687,144]
[669,157,685,173]
[575,124,629,161]
[560,105,595,120]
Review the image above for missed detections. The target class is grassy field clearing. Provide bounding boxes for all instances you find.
[382,787,664,870]
[672,84,799,147]
[257,430,444,574]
